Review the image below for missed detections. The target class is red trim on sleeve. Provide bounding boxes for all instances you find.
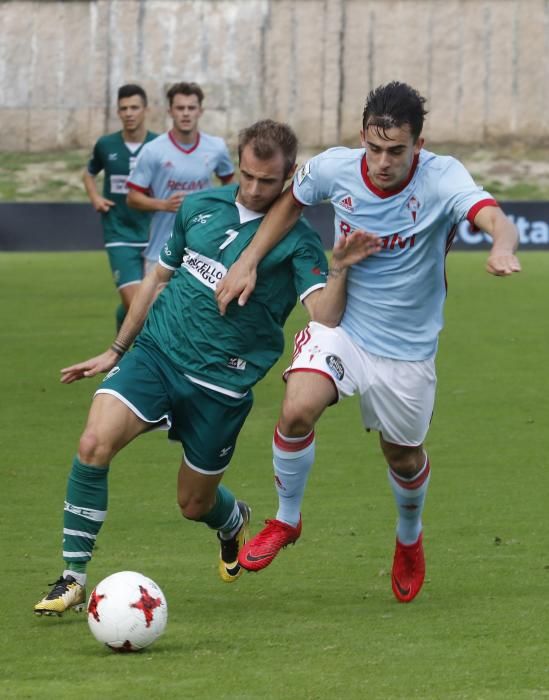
[218,173,234,184]
[291,182,307,207]
[361,153,419,199]
[466,198,499,225]
[168,130,200,154]
[127,181,150,194]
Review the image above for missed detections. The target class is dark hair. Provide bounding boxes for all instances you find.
[117,84,148,106]
[362,82,428,141]
[238,119,298,177]
[166,81,204,107]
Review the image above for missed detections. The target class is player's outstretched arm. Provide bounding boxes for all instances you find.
[216,188,303,315]
[474,207,521,276]
[60,264,174,384]
[304,230,381,326]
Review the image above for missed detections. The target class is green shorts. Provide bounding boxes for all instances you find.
[106,245,146,289]
[96,344,253,473]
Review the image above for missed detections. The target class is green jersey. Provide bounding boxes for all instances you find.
[136,185,328,394]
[87,130,157,245]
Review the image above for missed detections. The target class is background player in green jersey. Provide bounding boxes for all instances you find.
[34,120,381,616]
[83,84,157,330]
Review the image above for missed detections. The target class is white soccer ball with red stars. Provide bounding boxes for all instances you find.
[87,571,168,652]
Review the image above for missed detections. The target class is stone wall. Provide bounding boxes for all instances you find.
[1,0,548,151]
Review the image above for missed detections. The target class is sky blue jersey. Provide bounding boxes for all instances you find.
[127,130,234,263]
[292,147,498,360]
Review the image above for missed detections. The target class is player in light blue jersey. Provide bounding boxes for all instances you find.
[217,82,521,603]
[127,82,234,270]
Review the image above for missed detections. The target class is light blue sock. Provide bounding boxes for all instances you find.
[388,455,430,545]
[273,425,315,527]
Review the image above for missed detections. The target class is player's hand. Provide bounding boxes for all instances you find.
[94,197,115,213]
[486,250,521,276]
[163,193,185,212]
[60,350,119,384]
[216,258,258,316]
[331,230,382,268]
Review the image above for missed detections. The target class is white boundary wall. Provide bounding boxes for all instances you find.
[1,0,548,151]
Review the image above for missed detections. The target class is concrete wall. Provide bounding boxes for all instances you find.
[1,0,548,151]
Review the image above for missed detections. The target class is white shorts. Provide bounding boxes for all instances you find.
[284,322,437,446]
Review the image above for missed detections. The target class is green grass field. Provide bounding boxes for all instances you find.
[1,251,548,699]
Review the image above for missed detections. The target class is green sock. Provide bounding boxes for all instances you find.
[198,485,241,533]
[63,457,109,573]
[115,303,126,331]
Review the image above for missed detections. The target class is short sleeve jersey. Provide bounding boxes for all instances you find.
[87,130,157,245]
[127,131,235,263]
[293,147,498,360]
[136,185,327,394]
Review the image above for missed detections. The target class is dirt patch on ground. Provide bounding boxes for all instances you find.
[2,142,548,201]
[15,161,84,198]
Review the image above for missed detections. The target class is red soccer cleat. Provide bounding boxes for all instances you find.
[238,517,302,572]
[391,533,425,603]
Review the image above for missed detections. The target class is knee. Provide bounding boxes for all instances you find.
[78,429,113,466]
[278,399,316,437]
[177,492,212,521]
[384,446,425,478]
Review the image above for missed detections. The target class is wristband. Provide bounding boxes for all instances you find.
[110,340,128,356]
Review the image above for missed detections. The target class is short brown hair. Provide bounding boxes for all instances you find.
[238,120,298,178]
[166,81,204,107]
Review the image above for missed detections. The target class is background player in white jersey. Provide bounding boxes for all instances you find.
[216,82,521,603]
[127,81,235,272]
[34,120,380,616]
[83,84,157,330]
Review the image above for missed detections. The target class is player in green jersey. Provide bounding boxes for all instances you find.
[83,84,157,330]
[34,120,381,616]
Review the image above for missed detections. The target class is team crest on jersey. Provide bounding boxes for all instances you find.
[406,195,421,223]
[325,355,344,381]
[191,213,213,225]
[296,160,311,185]
[163,160,174,169]
[339,195,354,212]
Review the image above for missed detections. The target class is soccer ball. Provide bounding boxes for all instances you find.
[87,571,168,652]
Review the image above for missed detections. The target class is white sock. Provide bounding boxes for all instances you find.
[63,569,87,586]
